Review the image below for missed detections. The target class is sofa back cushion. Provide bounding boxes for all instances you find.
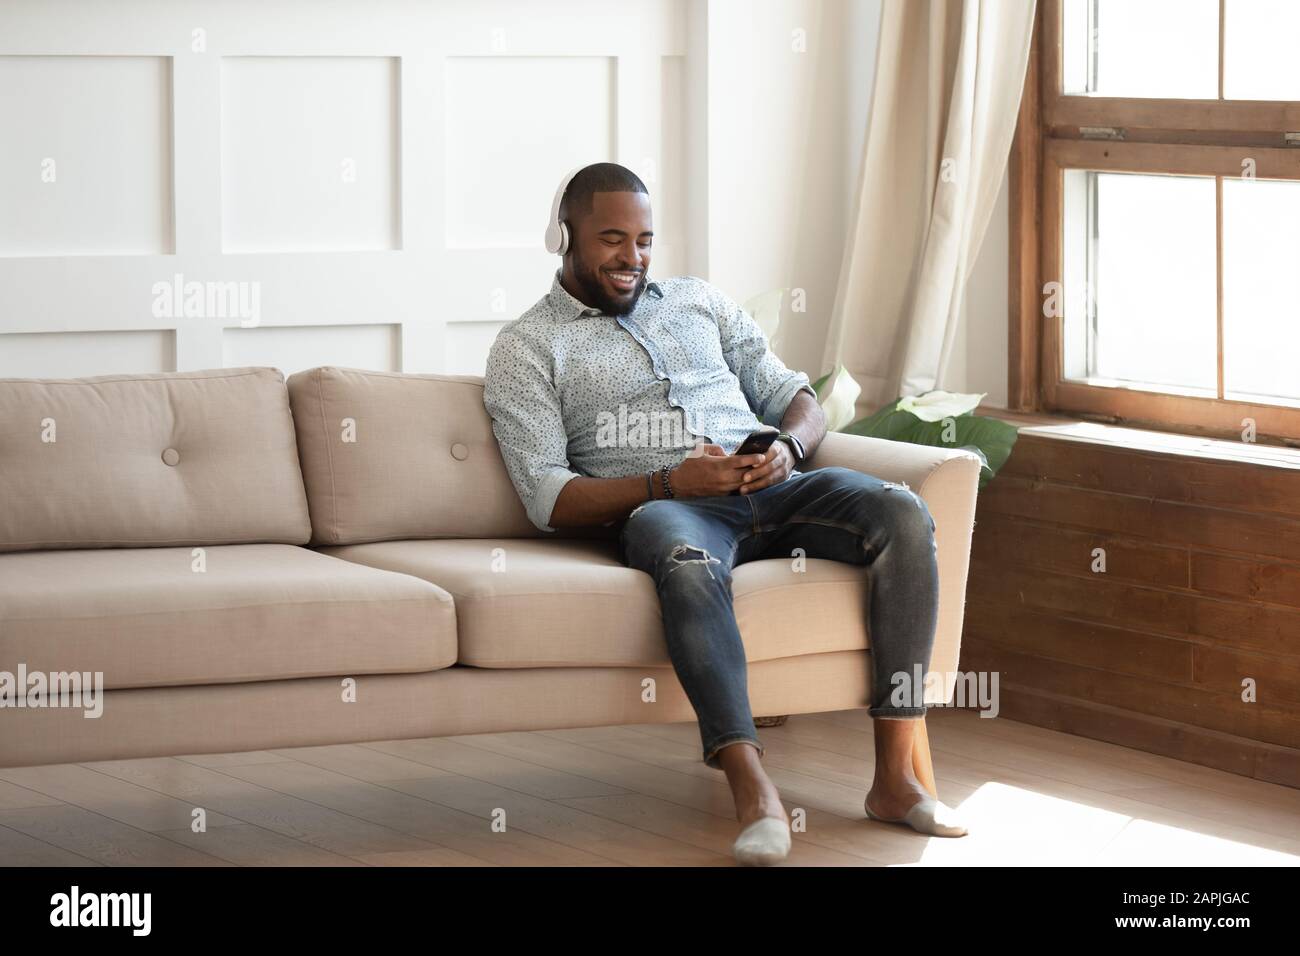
[287,366,544,544]
[0,367,312,553]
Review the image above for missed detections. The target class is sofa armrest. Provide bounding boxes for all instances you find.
[803,431,982,705]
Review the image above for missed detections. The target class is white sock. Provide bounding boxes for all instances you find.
[732,816,792,865]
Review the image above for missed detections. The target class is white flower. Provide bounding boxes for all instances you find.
[819,365,862,432]
[896,390,986,423]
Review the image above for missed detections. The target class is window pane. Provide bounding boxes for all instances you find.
[1062,0,1218,98]
[1063,172,1218,394]
[1222,178,1300,404]
[1224,0,1300,99]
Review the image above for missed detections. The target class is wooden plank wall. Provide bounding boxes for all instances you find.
[962,432,1300,789]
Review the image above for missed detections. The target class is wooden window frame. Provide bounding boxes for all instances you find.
[1009,0,1300,444]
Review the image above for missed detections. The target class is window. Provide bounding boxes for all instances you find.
[1011,0,1300,442]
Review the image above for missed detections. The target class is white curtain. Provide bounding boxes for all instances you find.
[821,0,1036,411]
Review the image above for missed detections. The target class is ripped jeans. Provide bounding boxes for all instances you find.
[616,465,940,770]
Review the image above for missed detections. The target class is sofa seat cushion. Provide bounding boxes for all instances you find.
[320,538,871,668]
[0,545,455,691]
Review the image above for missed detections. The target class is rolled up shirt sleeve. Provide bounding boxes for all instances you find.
[710,282,816,428]
[483,332,580,533]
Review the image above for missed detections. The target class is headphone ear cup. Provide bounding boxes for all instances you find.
[556,221,570,256]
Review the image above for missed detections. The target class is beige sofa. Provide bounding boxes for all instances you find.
[0,366,982,771]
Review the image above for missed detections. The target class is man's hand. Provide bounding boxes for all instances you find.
[669,443,768,497]
[738,441,794,494]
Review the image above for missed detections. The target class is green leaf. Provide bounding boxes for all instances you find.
[843,401,1019,489]
[842,398,907,437]
[810,370,833,400]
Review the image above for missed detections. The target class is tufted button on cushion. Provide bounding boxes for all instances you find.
[285,367,543,543]
[0,367,311,553]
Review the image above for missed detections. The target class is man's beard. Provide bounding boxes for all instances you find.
[570,252,648,317]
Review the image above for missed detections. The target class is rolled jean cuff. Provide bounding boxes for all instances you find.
[703,733,765,769]
[867,705,928,719]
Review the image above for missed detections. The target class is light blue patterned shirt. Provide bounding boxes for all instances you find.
[483,271,815,532]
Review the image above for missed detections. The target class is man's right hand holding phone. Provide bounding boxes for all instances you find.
[665,429,783,498]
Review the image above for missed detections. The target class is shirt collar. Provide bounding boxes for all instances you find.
[547,269,663,321]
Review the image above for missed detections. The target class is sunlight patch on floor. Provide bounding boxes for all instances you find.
[900,782,1132,865]
[888,780,1297,866]
[1099,818,1299,867]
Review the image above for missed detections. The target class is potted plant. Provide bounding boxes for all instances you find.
[745,290,1018,489]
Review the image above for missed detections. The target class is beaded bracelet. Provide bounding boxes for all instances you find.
[660,464,675,499]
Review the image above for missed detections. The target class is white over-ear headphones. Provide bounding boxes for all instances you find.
[544,165,586,255]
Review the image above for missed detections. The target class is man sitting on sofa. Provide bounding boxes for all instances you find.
[483,162,967,865]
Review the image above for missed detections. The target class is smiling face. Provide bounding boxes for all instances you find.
[560,190,653,317]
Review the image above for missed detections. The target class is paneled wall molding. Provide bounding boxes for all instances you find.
[0,0,697,377]
[0,0,866,381]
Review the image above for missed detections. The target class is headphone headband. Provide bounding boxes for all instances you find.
[544,165,586,255]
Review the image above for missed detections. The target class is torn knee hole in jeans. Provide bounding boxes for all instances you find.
[666,543,722,581]
[883,480,937,537]
[883,479,926,509]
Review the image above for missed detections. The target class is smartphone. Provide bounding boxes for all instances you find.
[729,428,780,495]
[734,428,781,457]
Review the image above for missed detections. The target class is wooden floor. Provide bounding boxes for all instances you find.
[2,707,1297,866]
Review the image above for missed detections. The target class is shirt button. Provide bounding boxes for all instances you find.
[450,442,469,460]
[161,448,180,466]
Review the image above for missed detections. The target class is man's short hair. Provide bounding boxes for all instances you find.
[558,163,649,222]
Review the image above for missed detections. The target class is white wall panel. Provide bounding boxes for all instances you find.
[443,56,614,249]
[0,329,174,377]
[221,56,400,253]
[0,0,876,390]
[443,320,510,376]
[653,54,688,279]
[222,323,399,375]
[0,55,173,257]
